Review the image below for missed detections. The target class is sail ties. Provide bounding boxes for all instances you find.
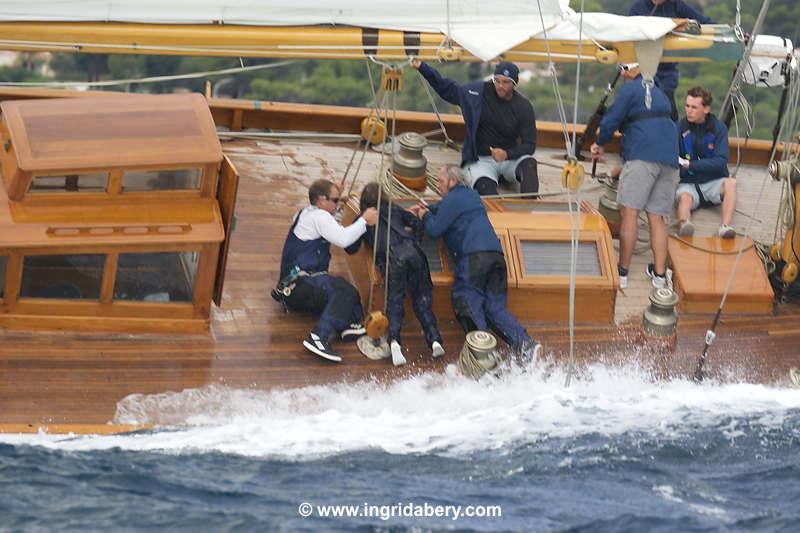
[642,78,654,110]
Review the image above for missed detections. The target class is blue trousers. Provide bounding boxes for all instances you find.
[384,246,442,347]
[451,251,531,349]
[285,274,363,341]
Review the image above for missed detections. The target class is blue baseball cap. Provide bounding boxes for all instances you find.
[493,61,519,84]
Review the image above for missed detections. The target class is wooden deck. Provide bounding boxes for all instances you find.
[1,134,798,434]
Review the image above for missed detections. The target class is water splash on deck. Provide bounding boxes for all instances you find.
[3,363,799,457]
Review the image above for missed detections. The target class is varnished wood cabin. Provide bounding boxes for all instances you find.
[0,94,238,333]
[344,198,620,324]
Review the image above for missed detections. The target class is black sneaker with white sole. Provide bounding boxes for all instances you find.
[340,323,366,341]
[303,332,342,362]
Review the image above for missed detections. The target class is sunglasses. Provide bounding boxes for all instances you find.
[492,75,516,87]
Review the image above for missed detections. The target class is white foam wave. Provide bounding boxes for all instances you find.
[2,363,799,458]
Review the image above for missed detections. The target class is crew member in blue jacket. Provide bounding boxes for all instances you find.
[275,179,378,362]
[675,86,737,239]
[628,0,714,120]
[590,62,679,290]
[410,58,539,197]
[347,182,444,366]
[409,165,541,361]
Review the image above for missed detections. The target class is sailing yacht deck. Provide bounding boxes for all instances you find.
[0,134,797,433]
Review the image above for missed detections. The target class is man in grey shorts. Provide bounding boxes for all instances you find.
[590,62,679,289]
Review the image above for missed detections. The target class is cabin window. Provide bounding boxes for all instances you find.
[121,168,202,191]
[20,254,105,299]
[113,251,198,302]
[519,241,602,276]
[28,172,109,193]
[0,256,6,298]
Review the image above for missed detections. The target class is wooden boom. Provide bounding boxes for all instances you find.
[0,21,742,64]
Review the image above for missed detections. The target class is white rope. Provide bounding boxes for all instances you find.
[534,0,573,154]
[0,60,294,87]
[416,70,457,147]
[720,0,772,122]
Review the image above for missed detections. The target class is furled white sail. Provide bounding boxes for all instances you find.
[0,0,678,61]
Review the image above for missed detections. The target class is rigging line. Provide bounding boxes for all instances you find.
[720,0,773,123]
[415,66,457,148]
[340,59,380,194]
[0,60,295,87]
[366,86,392,316]
[445,0,452,46]
[344,62,387,199]
[771,67,800,254]
[534,0,573,154]
[383,89,401,314]
[570,0,586,156]
[563,0,588,387]
[695,45,790,382]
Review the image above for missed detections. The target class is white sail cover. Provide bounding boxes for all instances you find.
[0,0,677,61]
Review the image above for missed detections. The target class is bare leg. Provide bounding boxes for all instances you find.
[647,211,669,276]
[677,192,693,223]
[720,177,737,226]
[618,206,640,270]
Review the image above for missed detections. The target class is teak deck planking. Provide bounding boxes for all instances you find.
[0,95,797,433]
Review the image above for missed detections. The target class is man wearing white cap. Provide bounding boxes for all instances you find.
[590,62,679,290]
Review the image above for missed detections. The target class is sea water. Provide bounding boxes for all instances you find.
[1,362,798,531]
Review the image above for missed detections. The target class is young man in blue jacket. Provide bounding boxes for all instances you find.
[675,86,737,238]
[590,62,679,290]
[628,0,714,120]
[410,58,539,197]
[409,165,541,362]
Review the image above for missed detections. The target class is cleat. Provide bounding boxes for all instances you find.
[341,323,366,341]
[302,332,341,362]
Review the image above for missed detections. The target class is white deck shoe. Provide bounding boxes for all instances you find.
[390,341,407,366]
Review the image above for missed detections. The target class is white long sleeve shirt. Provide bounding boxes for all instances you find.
[292,206,366,248]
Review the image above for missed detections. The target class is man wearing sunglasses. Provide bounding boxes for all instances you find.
[590,62,679,290]
[410,58,539,197]
[277,179,378,362]
[628,0,714,120]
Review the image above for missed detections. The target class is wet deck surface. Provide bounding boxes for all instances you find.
[1,136,798,431]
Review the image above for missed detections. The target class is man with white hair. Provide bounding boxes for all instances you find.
[409,165,542,362]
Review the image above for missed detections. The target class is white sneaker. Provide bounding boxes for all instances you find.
[390,341,407,366]
[718,224,736,239]
[618,265,628,290]
[646,263,672,290]
[431,341,445,359]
